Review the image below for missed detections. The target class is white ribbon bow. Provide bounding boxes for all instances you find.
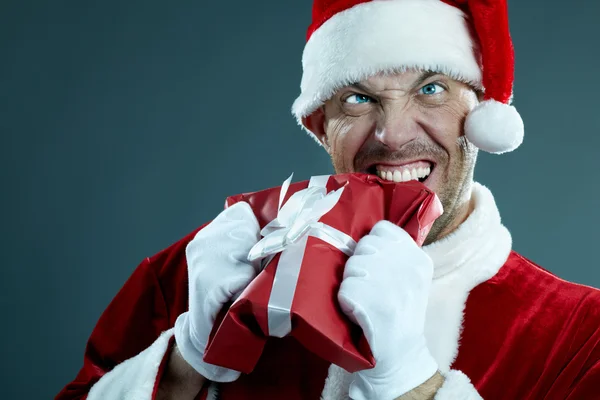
[247,174,357,337]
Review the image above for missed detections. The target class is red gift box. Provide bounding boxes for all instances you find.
[202,173,443,374]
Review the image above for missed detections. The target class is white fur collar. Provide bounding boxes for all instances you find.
[321,182,512,399]
[425,182,512,281]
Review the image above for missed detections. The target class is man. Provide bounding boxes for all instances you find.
[57,0,600,399]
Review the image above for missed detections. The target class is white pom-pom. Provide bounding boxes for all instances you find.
[464,100,524,154]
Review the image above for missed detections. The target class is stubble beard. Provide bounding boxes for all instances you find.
[330,137,478,246]
[422,137,478,245]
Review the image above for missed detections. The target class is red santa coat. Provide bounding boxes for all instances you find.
[56,184,600,399]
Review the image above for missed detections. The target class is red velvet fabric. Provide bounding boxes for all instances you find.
[453,252,600,399]
[54,226,199,400]
[307,0,372,40]
[56,231,600,399]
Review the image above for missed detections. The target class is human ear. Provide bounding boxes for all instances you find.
[302,107,330,150]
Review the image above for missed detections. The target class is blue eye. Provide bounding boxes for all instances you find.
[345,94,373,104]
[420,83,445,95]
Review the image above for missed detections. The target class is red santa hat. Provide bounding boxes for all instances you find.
[292,0,525,154]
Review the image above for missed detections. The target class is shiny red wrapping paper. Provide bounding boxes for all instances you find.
[202,173,443,374]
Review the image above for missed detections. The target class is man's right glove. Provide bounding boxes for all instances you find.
[174,202,261,382]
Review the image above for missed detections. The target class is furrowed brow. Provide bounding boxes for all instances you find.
[411,70,442,90]
[348,71,442,94]
[348,82,372,94]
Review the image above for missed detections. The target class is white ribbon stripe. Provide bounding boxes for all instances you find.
[247,174,357,338]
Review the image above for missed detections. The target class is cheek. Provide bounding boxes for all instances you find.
[419,104,468,149]
[327,117,373,172]
[418,87,477,147]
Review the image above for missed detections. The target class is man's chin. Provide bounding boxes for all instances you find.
[423,181,476,246]
[422,209,457,246]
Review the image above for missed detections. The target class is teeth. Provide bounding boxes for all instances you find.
[411,168,418,180]
[376,165,432,183]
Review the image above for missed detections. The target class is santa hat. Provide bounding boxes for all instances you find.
[292,0,524,154]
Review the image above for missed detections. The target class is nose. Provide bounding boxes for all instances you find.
[373,102,421,150]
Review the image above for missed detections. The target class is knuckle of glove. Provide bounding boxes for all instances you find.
[186,247,258,309]
[194,269,256,319]
[338,276,361,302]
[189,254,256,295]
[221,202,259,225]
[354,235,384,256]
[344,240,434,294]
[226,226,261,250]
[338,277,387,341]
[338,279,365,322]
[343,253,376,280]
[369,220,412,242]
[186,212,261,273]
[196,202,260,245]
[357,222,415,255]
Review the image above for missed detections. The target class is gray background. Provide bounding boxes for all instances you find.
[1,1,599,398]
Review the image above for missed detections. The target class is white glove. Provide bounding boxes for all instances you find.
[174,202,261,382]
[338,220,438,400]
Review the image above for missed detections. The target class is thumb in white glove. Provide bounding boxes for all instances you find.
[338,220,438,400]
[174,201,261,382]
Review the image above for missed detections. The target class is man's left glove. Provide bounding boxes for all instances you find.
[338,220,439,400]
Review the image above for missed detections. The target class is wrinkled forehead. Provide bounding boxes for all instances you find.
[336,69,478,95]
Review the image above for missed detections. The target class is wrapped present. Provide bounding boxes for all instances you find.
[202,173,443,374]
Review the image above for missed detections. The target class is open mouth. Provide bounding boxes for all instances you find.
[366,161,434,184]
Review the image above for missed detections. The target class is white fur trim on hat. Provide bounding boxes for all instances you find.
[465,99,524,154]
[292,0,481,129]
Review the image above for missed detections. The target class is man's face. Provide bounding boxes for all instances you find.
[304,70,480,243]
